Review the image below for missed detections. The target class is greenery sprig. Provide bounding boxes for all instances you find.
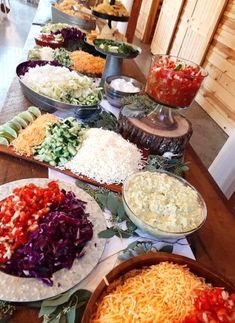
[146,154,189,176]
[119,241,173,261]
[76,180,137,239]
[86,111,118,131]
[121,94,159,118]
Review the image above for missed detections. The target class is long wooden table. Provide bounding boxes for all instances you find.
[1,61,235,322]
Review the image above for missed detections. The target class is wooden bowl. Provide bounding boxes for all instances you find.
[81,252,235,322]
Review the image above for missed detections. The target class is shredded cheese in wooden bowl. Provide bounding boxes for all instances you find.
[90,262,207,323]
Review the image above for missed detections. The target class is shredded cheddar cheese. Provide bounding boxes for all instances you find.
[70,51,105,76]
[11,114,58,156]
[91,262,207,323]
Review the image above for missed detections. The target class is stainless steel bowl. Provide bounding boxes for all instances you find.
[104,75,143,108]
[51,5,96,31]
[74,104,101,120]
[16,60,101,113]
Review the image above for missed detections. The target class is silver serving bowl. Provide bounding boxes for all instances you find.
[16,60,101,113]
[74,104,101,120]
[51,5,96,31]
[104,75,143,108]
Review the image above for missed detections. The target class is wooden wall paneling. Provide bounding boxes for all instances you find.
[206,47,235,80]
[167,0,197,56]
[196,0,235,135]
[135,0,153,40]
[126,0,143,43]
[150,0,185,55]
[169,0,229,64]
[197,89,235,135]
[142,0,161,44]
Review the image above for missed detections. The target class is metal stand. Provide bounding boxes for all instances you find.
[101,55,123,85]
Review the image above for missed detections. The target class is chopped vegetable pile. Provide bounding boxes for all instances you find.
[3,188,93,285]
[146,55,205,108]
[184,287,235,322]
[21,64,102,106]
[34,117,84,166]
[94,39,139,56]
[40,23,86,47]
[0,181,64,264]
[28,47,72,68]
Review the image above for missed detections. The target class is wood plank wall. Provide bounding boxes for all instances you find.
[135,0,154,40]
[196,0,235,135]
[147,0,234,135]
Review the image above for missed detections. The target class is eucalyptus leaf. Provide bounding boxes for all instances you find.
[159,245,174,253]
[41,289,91,308]
[66,305,76,323]
[126,220,137,233]
[116,229,134,238]
[117,204,126,221]
[107,192,119,213]
[98,228,117,239]
[39,305,58,317]
[119,240,155,261]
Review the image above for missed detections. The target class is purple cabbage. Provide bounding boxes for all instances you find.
[3,190,93,286]
[53,28,85,48]
[16,60,63,77]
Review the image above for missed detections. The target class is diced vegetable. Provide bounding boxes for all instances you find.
[94,39,139,55]
[146,55,205,108]
[0,181,64,264]
[3,189,93,285]
[21,65,102,106]
[34,117,84,166]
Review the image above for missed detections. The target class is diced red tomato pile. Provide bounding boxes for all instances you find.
[184,287,235,322]
[0,181,64,263]
[40,33,60,43]
[145,55,205,108]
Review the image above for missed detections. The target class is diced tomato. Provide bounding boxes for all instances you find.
[0,181,65,263]
[146,55,205,108]
[184,288,235,323]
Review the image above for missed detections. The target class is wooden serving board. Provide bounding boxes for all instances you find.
[0,145,122,193]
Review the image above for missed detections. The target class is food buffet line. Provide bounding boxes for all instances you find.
[0,0,235,322]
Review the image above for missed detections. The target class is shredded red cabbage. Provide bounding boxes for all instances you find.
[53,28,85,48]
[3,190,93,286]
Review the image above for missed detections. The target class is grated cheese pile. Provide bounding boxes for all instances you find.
[11,114,58,156]
[91,262,207,323]
[70,51,105,76]
[65,128,143,184]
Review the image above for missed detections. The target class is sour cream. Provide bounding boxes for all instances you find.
[110,78,140,93]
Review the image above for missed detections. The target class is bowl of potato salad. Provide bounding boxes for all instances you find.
[122,170,207,238]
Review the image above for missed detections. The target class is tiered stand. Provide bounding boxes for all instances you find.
[92,0,137,82]
[119,55,207,155]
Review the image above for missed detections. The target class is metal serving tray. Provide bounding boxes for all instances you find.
[51,5,96,31]
[16,60,97,113]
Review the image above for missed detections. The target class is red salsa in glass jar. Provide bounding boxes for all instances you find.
[146,55,206,108]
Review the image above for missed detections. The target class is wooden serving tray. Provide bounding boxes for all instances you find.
[0,145,122,193]
[0,145,149,193]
